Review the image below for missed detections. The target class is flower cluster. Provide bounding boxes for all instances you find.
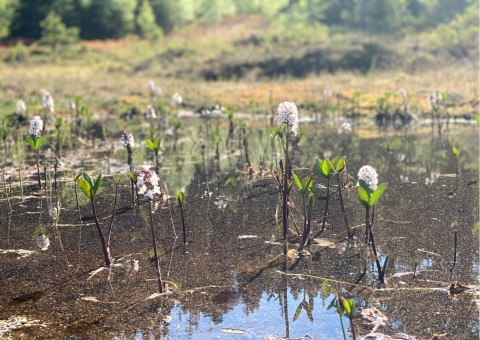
[277,101,299,136]
[42,91,54,113]
[137,169,162,199]
[148,80,162,97]
[427,91,442,105]
[358,165,378,191]
[172,93,183,106]
[68,100,76,111]
[323,88,332,98]
[16,100,26,114]
[145,105,157,119]
[29,116,44,137]
[120,131,135,148]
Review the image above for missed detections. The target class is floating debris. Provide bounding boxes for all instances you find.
[0,249,35,259]
[222,328,245,334]
[448,281,470,295]
[0,316,46,337]
[312,238,336,249]
[238,235,258,239]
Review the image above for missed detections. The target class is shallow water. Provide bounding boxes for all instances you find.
[0,116,478,339]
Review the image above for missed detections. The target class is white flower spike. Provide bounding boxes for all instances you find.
[358,165,379,191]
[277,101,299,136]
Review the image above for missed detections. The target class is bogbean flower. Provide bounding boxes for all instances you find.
[16,100,27,114]
[29,116,44,137]
[172,93,183,106]
[145,105,157,119]
[120,130,135,148]
[428,91,442,106]
[338,117,351,132]
[358,165,379,191]
[148,80,156,93]
[323,88,332,98]
[425,172,440,186]
[68,100,76,111]
[42,91,54,113]
[137,169,162,200]
[277,101,299,136]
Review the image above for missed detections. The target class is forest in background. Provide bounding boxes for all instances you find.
[0,0,477,43]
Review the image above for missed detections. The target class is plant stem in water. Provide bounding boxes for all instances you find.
[90,198,111,267]
[149,200,163,293]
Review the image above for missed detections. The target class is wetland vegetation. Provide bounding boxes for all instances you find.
[0,1,479,339]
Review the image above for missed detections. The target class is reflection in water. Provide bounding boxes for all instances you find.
[36,234,50,251]
[0,118,477,338]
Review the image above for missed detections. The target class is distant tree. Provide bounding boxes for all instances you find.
[352,0,409,34]
[196,0,235,24]
[80,0,136,39]
[39,10,79,47]
[0,0,20,39]
[136,0,162,40]
[151,0,189,33]
[9,0,54,39]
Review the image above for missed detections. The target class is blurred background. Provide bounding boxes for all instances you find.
[0,0,478,111]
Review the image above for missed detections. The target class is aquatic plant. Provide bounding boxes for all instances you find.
[76,171,112,267]
[42,91,54,114]
[137,168,164,293]
[121,130,136,205]
[356,165,388,283]
[176,190,187,245]
[145,137,161,173]
[53,117,64,158]
[335,295,356,340]
[291,171,314,255]
[327,156,352,238]
[271,101,299,240]
[314,158,335,234]
[16,99,27,114]
[212,128,221,161]
[26,116,46,189]
[0,117,11,164]
[172,93,182,106]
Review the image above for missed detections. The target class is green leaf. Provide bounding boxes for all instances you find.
[472,221,479,236]
[302,176,312,193]
[358,179,371,197]
[176,191,184,205]
[34,136,46,150]
[146,138,154,150]
[270,127,277,138]
[293,302,303,321]
[77,178,91,199]
[341,299,351,315]
[92,174,102,197]
[129,171,137,182]
[452,146,459,158]
[25,136,35,149]
[82,172,93,189]
[292,171,302,191]
[369,182,388,206]
[321,159,330,178]
[356,185,369,209]
[326,159,335,174]
[346,299,355,317]
[335,156,346,172]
